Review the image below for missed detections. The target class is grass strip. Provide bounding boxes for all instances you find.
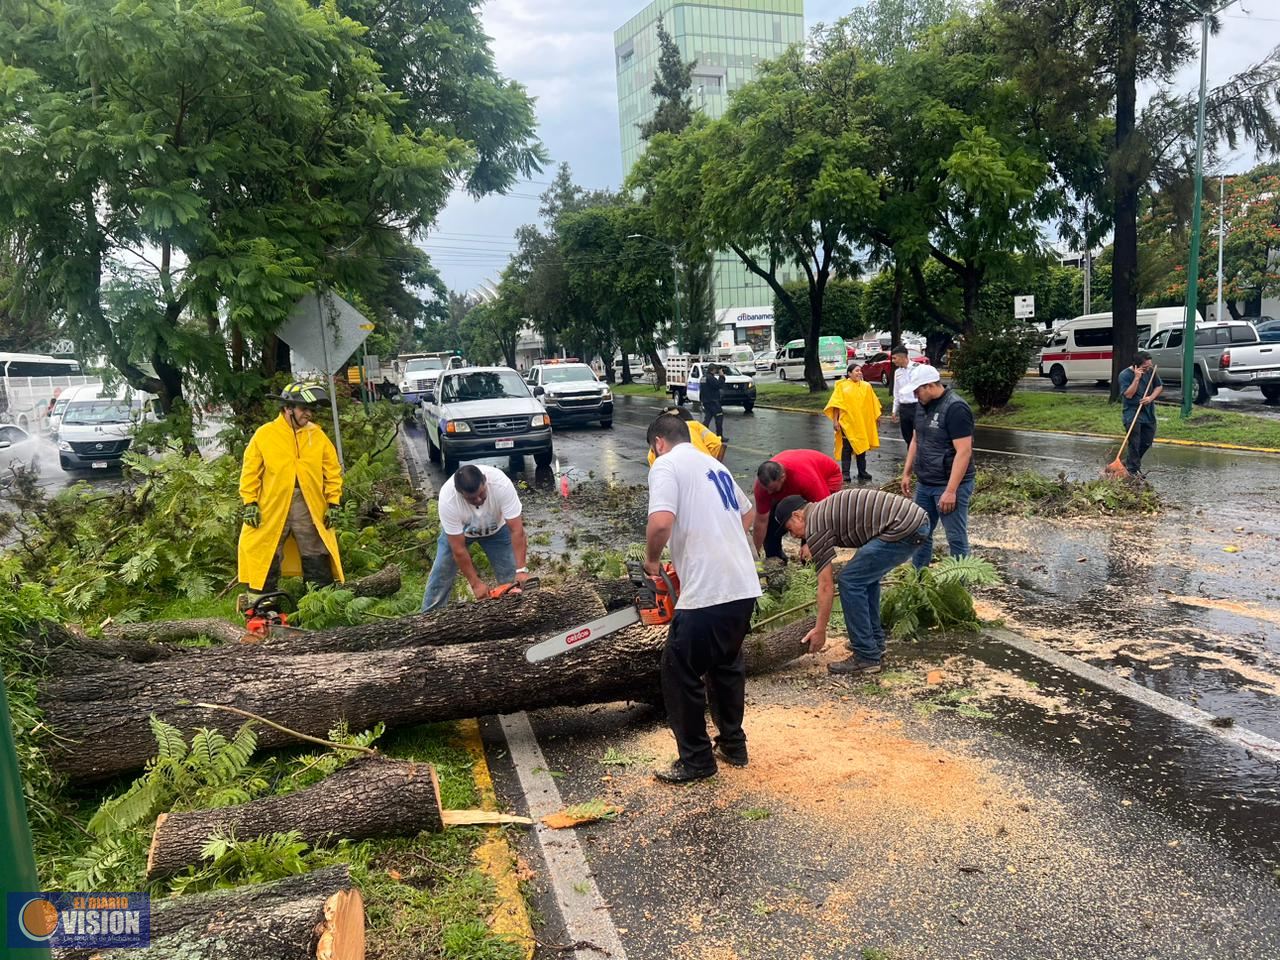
[750,382,1280,450]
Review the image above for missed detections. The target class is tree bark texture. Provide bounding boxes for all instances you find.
[103,618,246,647]
[260,585,605,655]
[147,757,442,879]
[348,564,402,598]
[55,866,362,960]
[42,615,816,782]
[1109,0,1141,400]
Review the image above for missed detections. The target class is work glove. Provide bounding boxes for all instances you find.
[324,504,339,529]
[242,503,260,528]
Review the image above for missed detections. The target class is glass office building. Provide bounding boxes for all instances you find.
[615,0,804,335]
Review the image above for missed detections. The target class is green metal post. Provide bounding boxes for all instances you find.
[1,676,50,958]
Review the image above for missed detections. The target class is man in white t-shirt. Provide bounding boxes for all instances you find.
[645,413,762,783]
[420,464,530,613]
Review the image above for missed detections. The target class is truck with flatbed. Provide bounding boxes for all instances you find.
[1143,320,1280,404]
[664,355,757,411]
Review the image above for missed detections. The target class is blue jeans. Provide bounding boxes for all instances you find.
[420,525,517,613]
[839,522,930,664]
[912,478,974,569]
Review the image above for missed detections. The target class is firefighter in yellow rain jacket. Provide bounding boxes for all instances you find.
[238,382,344,594]
[824,362,881,483]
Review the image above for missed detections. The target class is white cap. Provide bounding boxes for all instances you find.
[910,364,942,391]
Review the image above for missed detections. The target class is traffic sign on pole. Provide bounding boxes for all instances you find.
[1014,295,1035,320]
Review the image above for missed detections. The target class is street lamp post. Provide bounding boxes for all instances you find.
[1175,0,1238,418]
[627,233,680,344]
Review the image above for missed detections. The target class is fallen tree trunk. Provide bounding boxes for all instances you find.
[102,618,246,646]
[259,585,605,655]
[42,615,816,782]
[55,865,362,960]
[147,757,442,880]
[349,563,401,598]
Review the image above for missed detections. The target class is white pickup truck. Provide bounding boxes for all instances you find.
[665,356,757,411]
[1143,321,1280,404]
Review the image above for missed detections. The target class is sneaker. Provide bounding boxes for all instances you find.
[653,760,717,784]
[842,475,852,484]
[713,744,748,768]
[857,472,873,482]
[828,657,882,676]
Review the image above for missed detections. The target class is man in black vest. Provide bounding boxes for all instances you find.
[899,365,975,568]
[700,364,726,438]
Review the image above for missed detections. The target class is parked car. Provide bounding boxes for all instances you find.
[421,366,553,474]
[1253,317,1280,343]
[525,361,613,428]
[848,339,882,362]
[860,351,928,386]
[1144,320,1280,404]
[753,350,774,372]
[0,422,42,480]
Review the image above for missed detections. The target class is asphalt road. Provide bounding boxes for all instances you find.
[399,398,1280,960]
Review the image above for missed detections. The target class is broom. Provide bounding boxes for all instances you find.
[1103,363,1158,478]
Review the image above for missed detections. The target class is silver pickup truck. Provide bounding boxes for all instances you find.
[1143,321,1280,404]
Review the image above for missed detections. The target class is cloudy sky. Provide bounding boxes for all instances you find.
[427,1,1280,294]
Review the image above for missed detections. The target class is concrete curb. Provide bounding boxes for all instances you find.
[753,400,1280,455]
[458,718,536,960]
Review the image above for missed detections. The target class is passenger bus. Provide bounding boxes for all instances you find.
[0,353,99,433]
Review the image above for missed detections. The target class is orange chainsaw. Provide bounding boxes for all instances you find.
[524,560,679,663]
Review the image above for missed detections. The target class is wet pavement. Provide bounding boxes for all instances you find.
[402,398,1280,957]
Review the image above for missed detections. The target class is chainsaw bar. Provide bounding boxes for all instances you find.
[525,607,641,663]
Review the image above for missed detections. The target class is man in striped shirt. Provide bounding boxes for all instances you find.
[774,488,930,675]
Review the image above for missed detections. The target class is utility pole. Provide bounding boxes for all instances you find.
[1176,0,1238,418]
[1216,174,1226,323]
[1083,197,1093,315]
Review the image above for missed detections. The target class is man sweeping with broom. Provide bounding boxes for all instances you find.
[1114,352,1163,479]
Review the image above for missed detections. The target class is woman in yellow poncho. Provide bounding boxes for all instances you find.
[825,362,881,483]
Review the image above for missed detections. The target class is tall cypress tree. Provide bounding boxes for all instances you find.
[640,17,696,140]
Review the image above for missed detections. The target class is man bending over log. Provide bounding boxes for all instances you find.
[421,465,531,612]
[645,413,761,784]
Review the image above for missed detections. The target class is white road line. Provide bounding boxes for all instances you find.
[498,711,629,960]
[991,628,1280,764]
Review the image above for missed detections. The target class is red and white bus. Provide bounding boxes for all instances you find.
[1038,307,1194,388]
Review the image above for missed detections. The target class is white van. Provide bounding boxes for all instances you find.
[1038,307,1195,387]
[56,386,156,472]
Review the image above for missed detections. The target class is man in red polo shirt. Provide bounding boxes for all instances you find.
[752,449,843,560]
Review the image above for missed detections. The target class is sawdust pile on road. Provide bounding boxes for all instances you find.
[620,702,1037,849]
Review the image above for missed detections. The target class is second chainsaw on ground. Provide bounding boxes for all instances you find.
[524,561,680,663]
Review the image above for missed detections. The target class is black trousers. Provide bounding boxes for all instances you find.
[763,509,786,560]
[702,402,724,436]
[1124,419,1156,474]
[839,432,868,480]
[661,597,757,771]
[898,403,918,447]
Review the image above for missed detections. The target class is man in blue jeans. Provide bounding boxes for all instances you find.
[774,489,930,676]
[899,365,975,569]
[420,464,530,612]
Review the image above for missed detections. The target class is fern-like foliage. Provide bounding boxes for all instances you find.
[880,556,1000,641]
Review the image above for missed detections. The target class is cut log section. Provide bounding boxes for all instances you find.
[55,865,362,960]
[42,614,816,782]
[348,563,401,598]
[147,757,443,880]
[257,585,606,655]
[102,618,246,646]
